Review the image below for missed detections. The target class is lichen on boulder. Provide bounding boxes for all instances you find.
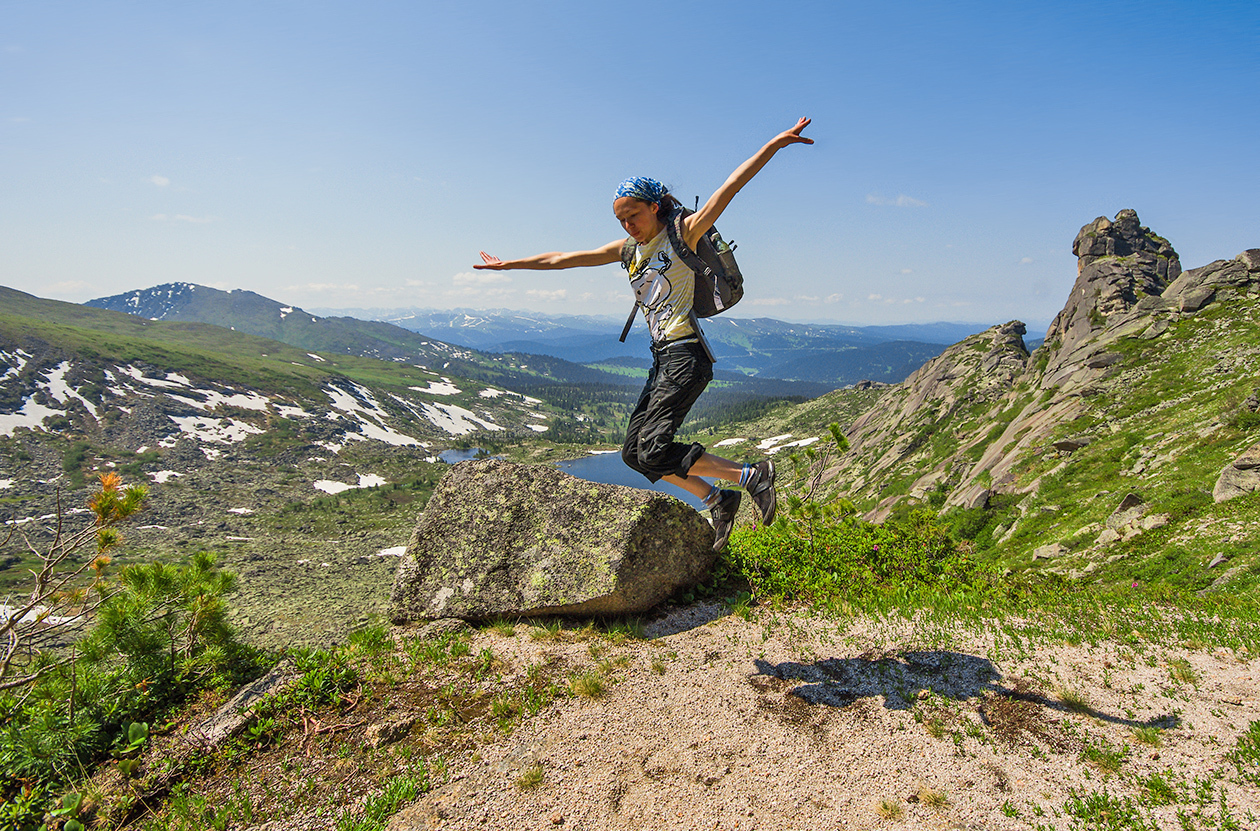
[389,459,716,622]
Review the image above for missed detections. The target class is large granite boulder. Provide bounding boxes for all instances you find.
[389,460,716,622]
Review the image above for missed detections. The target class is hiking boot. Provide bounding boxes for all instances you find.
[709,489,742,552]
[745,460,777,526]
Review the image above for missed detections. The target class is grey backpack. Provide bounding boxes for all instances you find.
[618,205,743,343]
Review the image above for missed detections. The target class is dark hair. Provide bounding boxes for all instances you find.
[656,193,682,218]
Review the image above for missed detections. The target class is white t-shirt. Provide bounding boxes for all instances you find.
[628,226,696,344]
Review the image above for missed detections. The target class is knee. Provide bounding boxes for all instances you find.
[621,442,644,473]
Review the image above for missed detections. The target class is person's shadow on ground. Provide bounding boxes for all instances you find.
[753,651,1177,730]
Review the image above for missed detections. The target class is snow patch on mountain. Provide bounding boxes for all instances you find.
[416,402,503,436]
[314,473,388,494]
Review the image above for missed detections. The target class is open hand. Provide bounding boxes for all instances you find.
[475,251,506,270]
[775,117,814,147]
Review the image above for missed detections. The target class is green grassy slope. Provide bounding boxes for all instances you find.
[708,293,1260,596]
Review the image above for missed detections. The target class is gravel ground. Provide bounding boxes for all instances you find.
[384,604,1259,831]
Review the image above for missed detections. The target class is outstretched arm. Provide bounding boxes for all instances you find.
[475,239,624,271]
[682,117,813,250]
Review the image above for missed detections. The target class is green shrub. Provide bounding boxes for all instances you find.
[0,552,268,825]
[728,509,994,609]
[1226,408,1260,432]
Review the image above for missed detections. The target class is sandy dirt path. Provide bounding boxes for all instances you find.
[386,604,1260,831]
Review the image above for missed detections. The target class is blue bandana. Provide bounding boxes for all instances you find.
[615,176,667,204]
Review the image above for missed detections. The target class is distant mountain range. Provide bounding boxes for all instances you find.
[310,306,988,384]
[84,284,838,399]
[87,284,982,387]
[318,307,989,349]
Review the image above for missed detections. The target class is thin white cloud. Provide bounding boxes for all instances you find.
[901,268,913,274]
[825,293,844,303]
[1020,257,1034,264]
[526,289,567,301]
[867,292,923,305]
[866,193,927,208]
[453,271,511,285]
[751,297,790,306]
[149,175,170,187]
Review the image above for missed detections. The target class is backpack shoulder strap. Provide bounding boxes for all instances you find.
[619,236,638,343]
[619,236,636,270]
[664,208,710,277]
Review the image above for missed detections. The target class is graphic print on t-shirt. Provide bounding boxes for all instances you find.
[630,248,677,337]
[628,227,696,343]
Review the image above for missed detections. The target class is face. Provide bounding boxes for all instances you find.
[613,197,664,244]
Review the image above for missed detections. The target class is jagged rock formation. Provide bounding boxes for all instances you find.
[389,460,716,621]
[829,209,1260,527]
[1042,209,1180,387]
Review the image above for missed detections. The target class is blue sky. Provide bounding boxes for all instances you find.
[3,1,1257,332]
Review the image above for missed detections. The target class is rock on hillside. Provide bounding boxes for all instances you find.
[390,460,715,621]
[828,209,1260,527]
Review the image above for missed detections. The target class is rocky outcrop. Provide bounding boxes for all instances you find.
[948,216,1260,512]
[1213,441,1260,502]
[826,209,1260,525]
[1042,230,1259,397]
[1042,209,1180,390]
[948,216,1259,511]
[1153,249,1260,314]
[389,460,716,622]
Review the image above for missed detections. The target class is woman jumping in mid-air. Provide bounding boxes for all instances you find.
[476,117,814,550]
